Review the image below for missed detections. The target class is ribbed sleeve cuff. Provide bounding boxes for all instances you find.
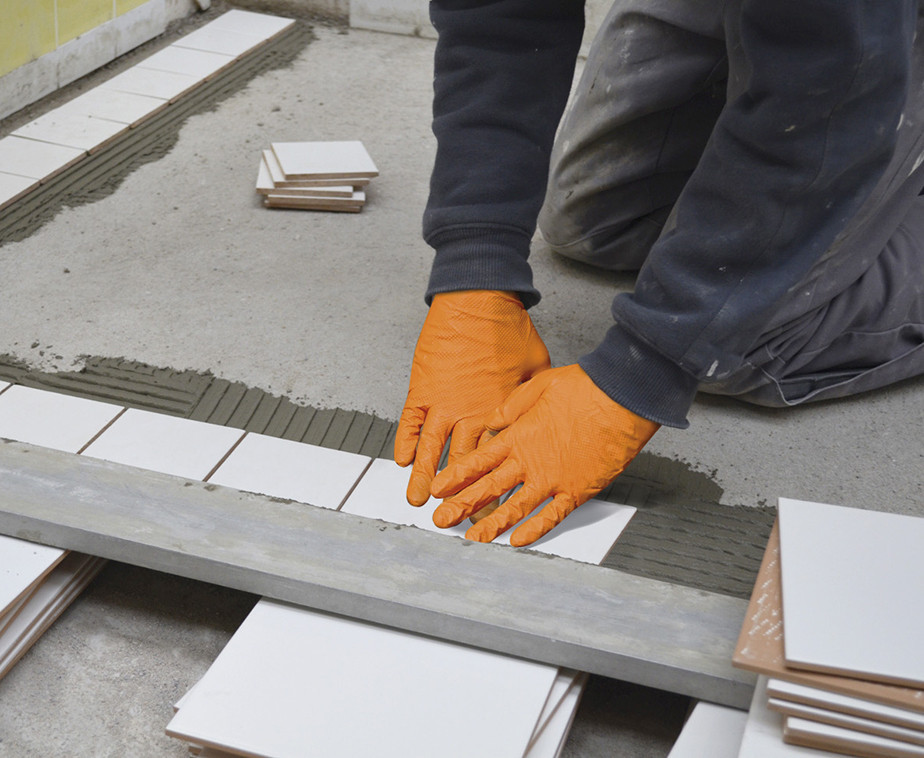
[579,326,699,429]
[425,225,541,308]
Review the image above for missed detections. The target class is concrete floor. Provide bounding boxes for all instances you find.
[0,8,922,757]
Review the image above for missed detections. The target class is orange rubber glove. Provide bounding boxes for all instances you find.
[430,364,660,546]
[395,290,550,506]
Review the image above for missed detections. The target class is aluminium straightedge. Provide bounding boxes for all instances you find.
[0,439,755,707]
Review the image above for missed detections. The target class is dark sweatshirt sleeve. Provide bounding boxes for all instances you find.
[423,0,585,306]
[580,0,915,426]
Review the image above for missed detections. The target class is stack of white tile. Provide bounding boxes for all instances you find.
[0,383,123,679]
[733,499,924,758]
[256,141,378,212]
[167,461,637,757]
[0,10,296,211]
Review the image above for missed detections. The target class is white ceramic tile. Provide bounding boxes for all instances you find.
[526,671,586,758]
[137,46,235,81]
[0,555,104,679]
[0,536,66,615]
[667,701,747,758]
[12,111,128,152]
[167,599,559,758]
[270,141,378,180]
[0,172,38,207]
[778,498,924,688]
[767,679,924,731]
[341,459,636,563]
[0,382,9,392]
[0,136,85,180]
[177,664,581,756]
[784,716,924,756]
[769,698,924,746]
[59,88,167,126]
[82,409,244,481]
[261,148,370,188]
[205,10,295,39]
[207,433,370,509]
[256,155,355,197]
[738,677,831,757]
[173,26,273,58]
[101,67,201,102]
[0,385,122,453]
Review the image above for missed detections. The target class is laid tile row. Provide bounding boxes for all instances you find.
[0,10,295,210]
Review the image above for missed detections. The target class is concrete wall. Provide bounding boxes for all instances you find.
[0,0,201,121]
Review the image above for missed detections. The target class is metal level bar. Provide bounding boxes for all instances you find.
[0,439,755,706]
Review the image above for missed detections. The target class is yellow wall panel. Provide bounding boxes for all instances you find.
[117,0,151,15]
[57,0,114,46]
[0,0,57,78]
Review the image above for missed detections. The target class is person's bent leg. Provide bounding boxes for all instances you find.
[538,0,728,270]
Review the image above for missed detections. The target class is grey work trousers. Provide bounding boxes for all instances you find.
[537,0,924,407]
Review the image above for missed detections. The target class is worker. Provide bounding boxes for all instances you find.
[395,0,924,547]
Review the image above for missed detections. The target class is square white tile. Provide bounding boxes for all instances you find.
[0,136,85,180]
[82,408,244,481]
[205,10,296,38]
[137,46,235,81]
[12,111,128,152]
[0,172,38,207]
[101,67,201,102]
[342,459,636,564]
[666,701,747,758]
[0,385,122,453]
[0,536,66,616]
[270,141,378,180]
[207,433,370,509]
[58,89,167,126]
[778,498,924,688]
[167,599,559,758]
[173,26,273,58]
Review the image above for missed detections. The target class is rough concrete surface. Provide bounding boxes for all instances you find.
[0,6,922,757]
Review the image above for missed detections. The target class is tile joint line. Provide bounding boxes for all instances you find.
[336,456,377,511]
[76,407,128,455]
[202,430,248,483]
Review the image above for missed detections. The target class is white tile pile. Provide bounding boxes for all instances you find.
[0,10,296,211]
[0,381,638,755]
[0,383,121,679]
[732,499,924,757]
[256,141,378,212]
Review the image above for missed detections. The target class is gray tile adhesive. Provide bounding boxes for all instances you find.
[0,11,774,599]
[0,355,775,599]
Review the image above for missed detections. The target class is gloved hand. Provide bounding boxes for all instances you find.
[395,290,550,506]
[430,364,660,546]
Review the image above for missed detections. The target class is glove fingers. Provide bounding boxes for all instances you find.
[430,434,508,499]
[406,415,450,507]
[509,493,579,547]
[446,417,485,466]
[432,460,521,529]
[394,405,426,467]
[485,371,550,431]
[465,483,546,543]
